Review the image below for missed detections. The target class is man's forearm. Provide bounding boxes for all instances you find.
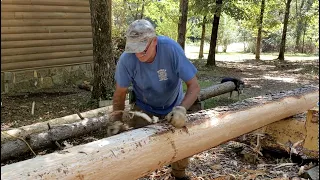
[113,92,126,112]
[180,84,200,110]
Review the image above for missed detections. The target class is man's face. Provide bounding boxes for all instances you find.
[135,38,157,63]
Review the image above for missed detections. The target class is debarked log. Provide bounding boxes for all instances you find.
[1,86,318,180]
[198,81,235,101]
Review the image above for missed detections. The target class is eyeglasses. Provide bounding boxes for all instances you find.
[141,38,154,56]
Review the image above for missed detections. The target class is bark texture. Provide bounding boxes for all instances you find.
[1,86,318,180]
[89,0,115,100]
[207,0,222,66]
[177,0,189,50]
[255,0,265,60]
[1,101,130,161]
[278,0,292,61]
[198,16,206,59]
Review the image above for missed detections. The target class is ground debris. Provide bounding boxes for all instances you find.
[139,141,307,180]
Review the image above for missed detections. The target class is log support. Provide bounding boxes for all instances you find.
[188,101,205,113]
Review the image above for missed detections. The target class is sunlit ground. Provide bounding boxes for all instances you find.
[185,43,319,62]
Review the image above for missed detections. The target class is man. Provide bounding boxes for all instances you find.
[109,19,200,180]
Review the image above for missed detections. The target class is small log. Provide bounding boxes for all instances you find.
[198,81,235,101]
[1,100,129,144]
[1,115,110,161]
[1,86,318,180]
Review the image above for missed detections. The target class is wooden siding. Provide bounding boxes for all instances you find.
[1,0,93,71]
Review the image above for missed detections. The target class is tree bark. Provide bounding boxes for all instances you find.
[89,0,115,101]
[140,0,145,19]
[1,86,318,180]
[198,16,207,59]
[1,101,130,144]
[255,0,265,60]
[206,0,222,66]
[294,0,305,52]
[1,115,111,161]
[177,0,189,50]
[301,19,307,53]
[1,101,130,161]
[277,0,293,61]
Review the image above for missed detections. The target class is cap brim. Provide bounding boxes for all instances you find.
[125,41,148,53]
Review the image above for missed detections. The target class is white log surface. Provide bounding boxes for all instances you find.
[1,86,318,180]
[198,81,236,101]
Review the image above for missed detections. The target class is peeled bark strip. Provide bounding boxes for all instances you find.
[198,81,235,101]
[1,86,318,180]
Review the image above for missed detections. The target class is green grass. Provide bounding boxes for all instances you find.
[182,80,212,92]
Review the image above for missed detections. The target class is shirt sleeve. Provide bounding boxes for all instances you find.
[172,43,198,82]
[115,54,132,88]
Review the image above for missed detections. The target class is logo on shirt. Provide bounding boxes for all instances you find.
[157,69,168,81]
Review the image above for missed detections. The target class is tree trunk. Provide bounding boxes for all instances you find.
[302,19,307,53]
[140,0,145,19]
[255,0,265,60]
[2,86,318,180]
[89,0,115,101]
[295,0,305,52]
[198,16,207,59]
[177,0,189,50]
[198,81,235,101]
[278,0,293,61]
[206,0,222,66]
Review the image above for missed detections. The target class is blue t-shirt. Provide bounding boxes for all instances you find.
[115,36,197,115]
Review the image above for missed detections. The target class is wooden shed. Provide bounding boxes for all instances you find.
[1,0,94,92]
[1,0,94,71]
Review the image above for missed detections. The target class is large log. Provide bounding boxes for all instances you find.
[1,86,318,180]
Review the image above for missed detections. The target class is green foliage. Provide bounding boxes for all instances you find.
[144,0,180,39]
[110,0,318,55]
[217,13,239,51]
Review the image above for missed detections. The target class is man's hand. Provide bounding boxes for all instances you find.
[165,106,187,128]
[107,120,124,136]
[107,84,129,136]
[106,111,129,136]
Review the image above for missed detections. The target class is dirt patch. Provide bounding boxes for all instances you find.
[1,59,319,179]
